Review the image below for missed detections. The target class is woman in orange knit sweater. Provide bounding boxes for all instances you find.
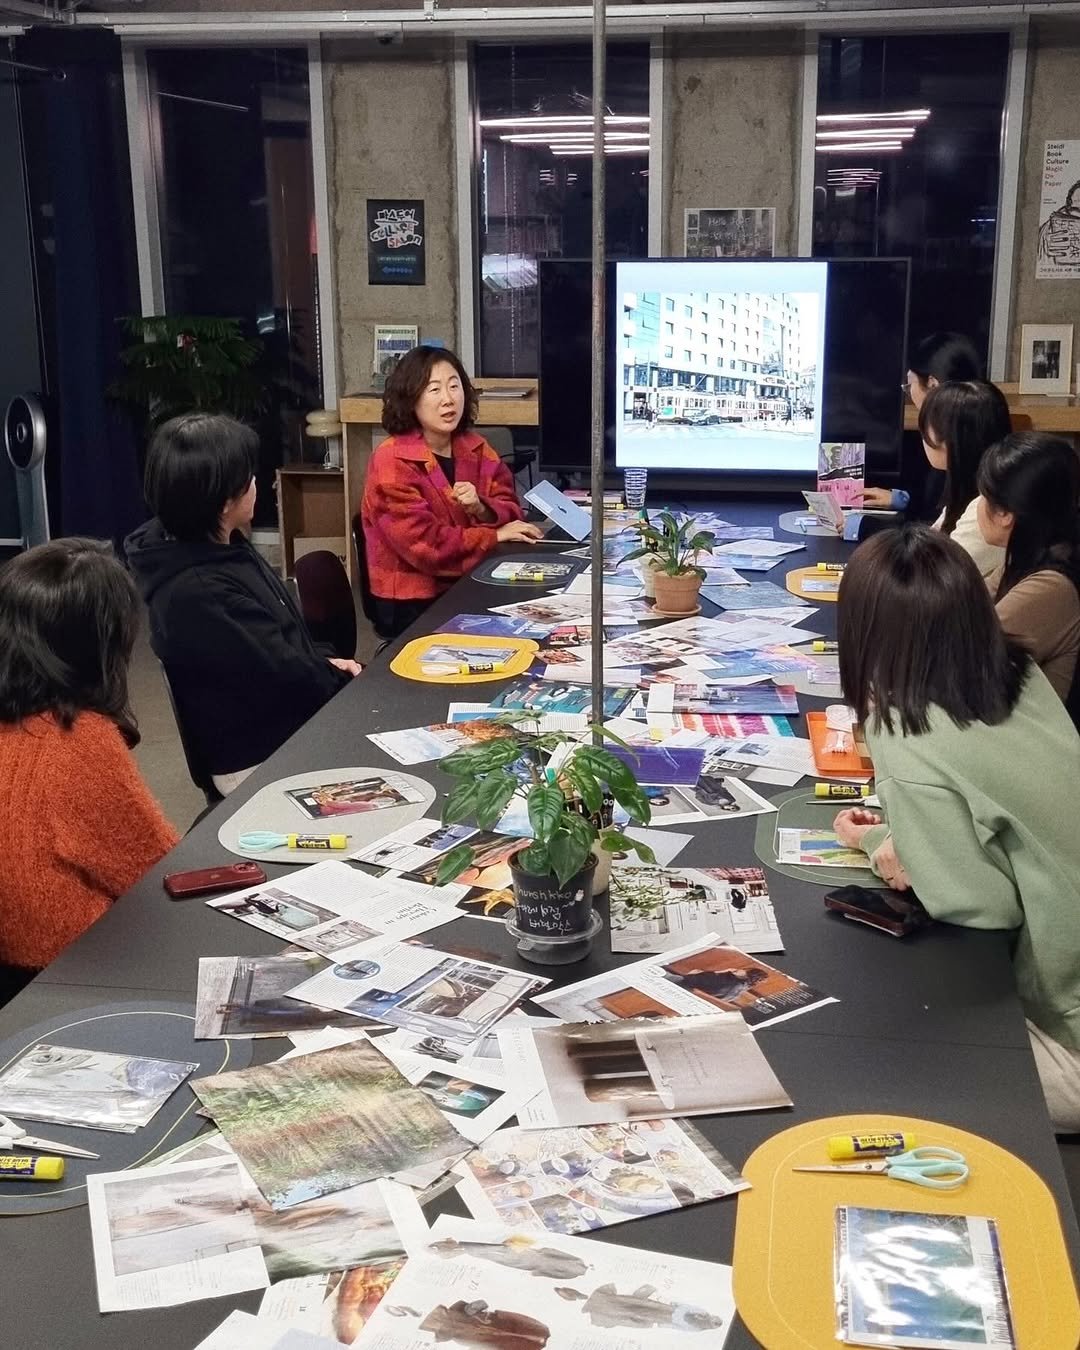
[0,539,178,1000]
[360,346,543,637]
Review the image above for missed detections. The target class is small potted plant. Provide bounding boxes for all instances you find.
[623,511,716,616]
[435,723,655,964]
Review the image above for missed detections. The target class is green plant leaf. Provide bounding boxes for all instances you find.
[517,841,551,876]
[688,532,715,553]
[435,843,477,886]
[439,739,523,777]
[576,746,636,794]
[599,830,657,864]
[473,775,520,830]
[548,827,592,886]
[619,547,651,563]
[563,762,602,816]
[609,782,652,825]
[527,784,566,844]
[441,780,481,826]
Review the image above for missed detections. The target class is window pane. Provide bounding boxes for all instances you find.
[476,42,649,376]
[150,48,319,520]
[813,34,1009,362]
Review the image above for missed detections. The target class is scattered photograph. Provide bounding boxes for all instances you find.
[194,954,373,1040]
[287,775,426,821]
[486,679,638,720]
[248,1179,405,1282]
[259,1260,406,1344]
[610,866,781,954]
[776,828,875,868]
[704,580,810,609]
[500,1013,792,1127]
[191,1040,464,1209]
[0,1042,197,1133]
[454,1120,747,1236]
[817,441,866,510]
[439,613,554,640]
[489,561,575,584]
[87,1157,268,1310]
[369,718,518,766]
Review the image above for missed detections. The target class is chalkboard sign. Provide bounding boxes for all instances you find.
[509,864,595,937]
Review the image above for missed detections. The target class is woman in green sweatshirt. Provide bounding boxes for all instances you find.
[831,525,1080,1132]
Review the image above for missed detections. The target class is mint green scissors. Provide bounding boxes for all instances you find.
[793,1145,969,1190]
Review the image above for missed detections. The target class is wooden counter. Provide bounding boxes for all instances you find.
[905,393,1080,434]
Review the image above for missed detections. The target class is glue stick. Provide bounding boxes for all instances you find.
[827,1132,915,1161]
[816,562,846,574]
[0,1154,65,1181]
[286,834,350,850]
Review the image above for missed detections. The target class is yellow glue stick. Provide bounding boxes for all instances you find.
[0,1154,65,1181]
[286,834,350,850]
[812,640,838,653]
[817,562,845,574]
[827,1132,915,1161]
[814,783,869,799]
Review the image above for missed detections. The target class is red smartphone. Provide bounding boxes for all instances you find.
[163,861,267,899]
[824,885,931,938]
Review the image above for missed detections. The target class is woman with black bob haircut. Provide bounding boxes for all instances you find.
[906,331,982,410]
[831,525,1080,1131]
[977,431,1080,716]
[0,539,177,997]
[126,413,359,796]
[360,345,541,637]
[916,379,1012,575]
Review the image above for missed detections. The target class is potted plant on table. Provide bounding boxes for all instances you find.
[434,724,655,965]
[623,510,716,616]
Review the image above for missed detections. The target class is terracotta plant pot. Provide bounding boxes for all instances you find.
[638,551,664,600]
[507,855,600,965]
[653,568,703,615]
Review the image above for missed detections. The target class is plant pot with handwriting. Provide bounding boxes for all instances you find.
[623,510,716,616]
[435,724,654,965]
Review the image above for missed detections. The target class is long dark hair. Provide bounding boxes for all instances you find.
[381,346,477,437]
[838,525,1029,736]
[977,432,1080,599]
[918,380,1012,533]
[0,538,140,746]
[144,413,258,542]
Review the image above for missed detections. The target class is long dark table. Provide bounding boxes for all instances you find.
[6,498,1078,1349]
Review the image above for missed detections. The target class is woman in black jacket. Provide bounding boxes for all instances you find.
[126,414,359,794]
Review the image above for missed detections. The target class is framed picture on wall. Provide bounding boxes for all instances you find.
[1019,323,1073,395]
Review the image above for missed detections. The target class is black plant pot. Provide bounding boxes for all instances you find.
[506,855,601,965]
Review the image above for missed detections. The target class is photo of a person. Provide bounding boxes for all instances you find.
[417,1072,503,1118]
[555,1282,726,1332]
[409,1298,551,1348]
[665,963,771,1004]
[1031,339,1061,382]
[427,1235,588,1281]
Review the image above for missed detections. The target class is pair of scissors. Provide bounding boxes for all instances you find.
[793,1145,968,1190]
[0,1113,100,1160]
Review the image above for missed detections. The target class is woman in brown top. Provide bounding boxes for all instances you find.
[977,431,1080,720]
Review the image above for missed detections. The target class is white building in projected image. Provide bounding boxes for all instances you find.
[619,290,816,426]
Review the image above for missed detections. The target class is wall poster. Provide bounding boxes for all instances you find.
[367,199,426,285]
[1037,141,1080,279]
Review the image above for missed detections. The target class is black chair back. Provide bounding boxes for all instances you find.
[158,661,222,807]
[293,549,358,660]
[352,514,393,642]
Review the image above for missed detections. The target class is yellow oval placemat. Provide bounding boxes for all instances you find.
[785,565,840,602]
[390,633,539,683]
[733,1113,1080,1350]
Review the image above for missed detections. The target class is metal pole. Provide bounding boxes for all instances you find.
[589,0,606,736]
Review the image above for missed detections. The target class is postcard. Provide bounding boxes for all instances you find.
[447,700,589,736]
[368,717,519,765]
[0,1043,196,1133]
[207,862,456,949]
[360,1214,737,1348]
[87,1157,269,1310]
[644,682,800,719]
[537,661,641,688]
[609,866,782,954]
[191,1040,464,1209]
[776,828,874,868]
[286,775,426,821]
[634,613,815,654]
[802,488,845,531]
[703,580,811,609]
[195,954,377,1040]
[195,1310,342,1350]
[704,524,775,541]
[803,577,841,594]
[258,1261,406,1345]
[694,735,816,779]
[501,1013,792,1128]
[488,595,641,625]
[685,645,818,680]
[698,564,750,587]
[712,539,805,559]
[439,612,554,640]
[369,824,530,924]
[485,678,637,720]
[706,553,788,572]
[533,932,836,1030]
[287,940,549,1050]
[653,712,795,738]
[818,440,866,510]
[453,1120,746,1236]
[835,1207,1014,1350]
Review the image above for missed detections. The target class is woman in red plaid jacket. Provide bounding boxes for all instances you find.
[360,346,543,636]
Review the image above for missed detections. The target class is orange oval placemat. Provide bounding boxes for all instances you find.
[733,1113,1080,1349]
[785,565,841,602]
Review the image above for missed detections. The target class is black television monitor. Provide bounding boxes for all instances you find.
[537,256,910,483]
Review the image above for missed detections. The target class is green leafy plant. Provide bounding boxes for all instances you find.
[434,720,656,888]
[622,510,716,579]
[109,315,267,429]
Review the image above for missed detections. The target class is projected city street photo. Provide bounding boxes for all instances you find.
[615,260,827,474]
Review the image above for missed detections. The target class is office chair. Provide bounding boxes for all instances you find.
[293,550,358,662]
[350,515,394,655]
[476,424,537,488]
[159,661,223,809]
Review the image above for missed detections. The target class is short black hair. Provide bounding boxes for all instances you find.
[144,412,258,541]
[909,331,982,384]
[0,538,140,745]
[918,380,1012,533]
[838,525,1029,736]
[978,431,1080,598]
[381,346,477,437]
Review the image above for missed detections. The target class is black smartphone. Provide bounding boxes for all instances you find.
[824,885,931,938]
